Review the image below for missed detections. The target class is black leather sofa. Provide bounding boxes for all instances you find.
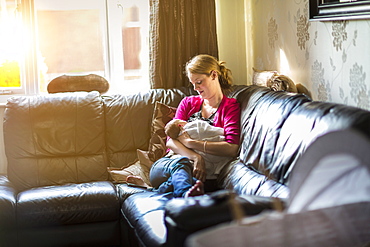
[0,85,369,247]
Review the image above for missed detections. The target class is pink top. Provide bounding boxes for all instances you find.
[174,95,241,145]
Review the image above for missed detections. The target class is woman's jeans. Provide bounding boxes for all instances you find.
[150,156,196,197]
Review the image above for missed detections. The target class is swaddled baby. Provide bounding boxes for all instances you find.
[165,119,232,179]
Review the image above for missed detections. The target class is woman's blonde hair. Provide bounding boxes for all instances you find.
[185,54,233,92]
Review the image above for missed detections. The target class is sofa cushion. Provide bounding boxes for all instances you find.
[252,68,278,87]
[220,161,289,198]
[108,159,151,185]
[18,221,121,247]
[0,176,17,246]
[232,85,370,189]
[138,101,177,168]
[147,101,177,163]
[103,87,194,168]
[0,176,16,226]
[47,74,110,94]
[234,86,310,183]
[106,101,177,186]
[4,91,108,191]
[270,101,370,185]
[252,68,298,93]
[121,191,172,247]
[17,181,119,228]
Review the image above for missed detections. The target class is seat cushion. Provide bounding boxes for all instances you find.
[220,161,289,198]
[121,191,173,247]
[17,181,119,228]
[0,176,17,246]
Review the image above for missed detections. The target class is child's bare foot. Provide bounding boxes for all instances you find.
[126,175,149,188]
[185,180,204,198]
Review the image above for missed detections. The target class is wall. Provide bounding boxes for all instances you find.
[248,0,370,111]
[216,0,250,85]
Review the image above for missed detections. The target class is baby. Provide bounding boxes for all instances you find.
[165,118,225,142]
[165,119,187,140]
[165,119,232,179]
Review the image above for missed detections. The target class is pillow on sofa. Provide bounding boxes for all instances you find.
[253,68,299,93]
[253,68,278,87]
[107,101,177,186]
[138,101,177,168]
[267,74,298,93]
[107,160,151,185]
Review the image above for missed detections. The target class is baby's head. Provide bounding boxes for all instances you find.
[165,119,187,139]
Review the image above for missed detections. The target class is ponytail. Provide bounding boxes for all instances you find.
[217,60,233,92]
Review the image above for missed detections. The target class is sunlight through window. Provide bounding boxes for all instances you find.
[0,0,23,91]
[0,0,150,99]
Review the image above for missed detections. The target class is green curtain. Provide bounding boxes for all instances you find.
[149,0,218,89]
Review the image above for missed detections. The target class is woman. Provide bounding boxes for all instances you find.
[127,54,241,197]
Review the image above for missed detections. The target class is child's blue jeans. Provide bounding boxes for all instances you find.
[149,156,196,197]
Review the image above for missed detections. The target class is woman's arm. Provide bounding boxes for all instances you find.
[166,138,207,182]
[177,133,239,157]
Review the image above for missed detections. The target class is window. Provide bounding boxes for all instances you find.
[0,0,150,102]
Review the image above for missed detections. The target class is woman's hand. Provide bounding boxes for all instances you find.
[177,128,239,157]
[192,153,206,182]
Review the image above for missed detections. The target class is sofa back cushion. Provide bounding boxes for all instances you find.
[102,87,194,168]
[232,85,370,187]
[4,91,108,191]
[271,100,370,184]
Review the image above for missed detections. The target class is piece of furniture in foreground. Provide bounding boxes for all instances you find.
[0,85,369,247]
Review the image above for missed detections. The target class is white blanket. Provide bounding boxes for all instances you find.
[182,120,232,179]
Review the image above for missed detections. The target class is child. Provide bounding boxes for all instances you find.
[165,119,232,179]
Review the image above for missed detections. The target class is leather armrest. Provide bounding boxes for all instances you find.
[0,175,18,246]
[0,175,17,218]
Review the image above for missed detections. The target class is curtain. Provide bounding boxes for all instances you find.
[149,0,218,89]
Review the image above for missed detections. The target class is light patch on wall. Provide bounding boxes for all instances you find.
[279,49,291,75]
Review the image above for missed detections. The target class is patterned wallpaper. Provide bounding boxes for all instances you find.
[249,0,370,110]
